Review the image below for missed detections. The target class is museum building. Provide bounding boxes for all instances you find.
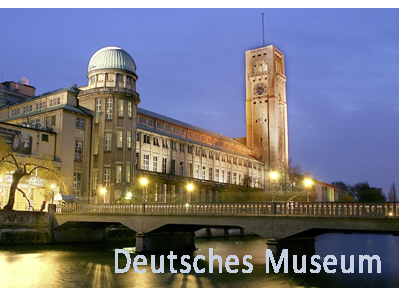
[0,45,344,209]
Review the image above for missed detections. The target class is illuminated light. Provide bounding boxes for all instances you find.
[270,171,278,180]
[389,212,393,217]
[100,188,106,194]
[185,203,189,208]
[51,184,56,190]
[126,192,132,199]
[140,178,148,186]
[187,184,194,191]
[304,179,312,187]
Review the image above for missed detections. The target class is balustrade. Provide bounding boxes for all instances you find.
[56,202,399,218]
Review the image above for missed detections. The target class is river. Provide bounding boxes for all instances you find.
[0,233,398,288]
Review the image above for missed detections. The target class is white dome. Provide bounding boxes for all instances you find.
[18,76,29,85]
[88,46,136,74]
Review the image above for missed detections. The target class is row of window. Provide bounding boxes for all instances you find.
[73,164,134,197]
[137,117,251,156]
[95,99,133,123]
[92,164,132,189]
[140,154,261,187]
[0,97,62,120]
[93,130,132,154]
[89,74,136,85]
[138,133,261,170]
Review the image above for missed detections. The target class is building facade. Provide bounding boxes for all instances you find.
[0,45,344,208]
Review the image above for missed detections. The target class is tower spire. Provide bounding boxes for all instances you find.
[262,13,265,47]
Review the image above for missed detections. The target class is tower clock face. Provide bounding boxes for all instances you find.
[253,83,267,96]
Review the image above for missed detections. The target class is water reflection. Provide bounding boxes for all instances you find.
[0,233,398,288]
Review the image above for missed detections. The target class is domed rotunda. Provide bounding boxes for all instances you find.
[86,46,138,91]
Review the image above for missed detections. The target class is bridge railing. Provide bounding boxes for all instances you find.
[57,202,399,217]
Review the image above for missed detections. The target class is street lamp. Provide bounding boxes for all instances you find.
[100,188,106,204]
[140,178,148,212]
[187,183,194,203]
[269,171,278,202]
[304,178,313,202]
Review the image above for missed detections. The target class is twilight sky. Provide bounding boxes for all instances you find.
[0,8,398,196]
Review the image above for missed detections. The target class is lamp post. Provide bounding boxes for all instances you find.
[51,184,56,204]
[100,188,106,204]
[140,178,148,213]
[269,171,278,202]
[304,178,312,202]
[187,183,193,203]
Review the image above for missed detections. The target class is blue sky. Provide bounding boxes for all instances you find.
[0,8,398,195]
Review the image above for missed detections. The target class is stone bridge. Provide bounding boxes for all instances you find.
[53,201,399,253]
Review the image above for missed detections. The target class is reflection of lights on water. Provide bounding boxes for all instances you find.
[90,263,113,288]
[171,273,212,288]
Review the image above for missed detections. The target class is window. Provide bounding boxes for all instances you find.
[215,169,219,182]
[126,76,133,85]
[162,158,167,173]
[42,134,48,142]
[116,165,122,183]
[195,165,199,179]
[143,134,150,144]
[153,156,158,172]
[171,160,176,175]
[179,144,185,152]
[233,173,237,185]
[104,168,110,186]
[73,173,81,197]
[143,154,149,170]
[128,101,132,118]
[126,165,131,183]
[179,162,184,176]
[104,133,111,151]
[221,170,225,183]
[95,99,101,123]
[46,115,56,127]
[93,172,98,191]
[106,98,113,120]
[187,146,192,154]
[117,100,124,117]
[136,132,140,141]
[138,115,146,124]
[117,130,123,148]
[162,139,168,148]
[127,131,132,149]
[153,137,160,146]
[189,163,193,177]
[94,137,99,154]
[171,141,177,150]
[209,168,213,181]
[201,166,206,180]
[227,171,231,184]
[147,119,155,127]
[75,117,85,129]
[75,140,83,161]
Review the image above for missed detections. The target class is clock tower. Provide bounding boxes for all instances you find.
[245,45,289,175]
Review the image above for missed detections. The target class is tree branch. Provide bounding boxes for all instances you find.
[16,188,34,211]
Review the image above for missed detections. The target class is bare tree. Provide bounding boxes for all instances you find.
[0,136,68,210]
[274,158,303,194]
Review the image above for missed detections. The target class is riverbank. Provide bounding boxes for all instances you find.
[0,210,51,244]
